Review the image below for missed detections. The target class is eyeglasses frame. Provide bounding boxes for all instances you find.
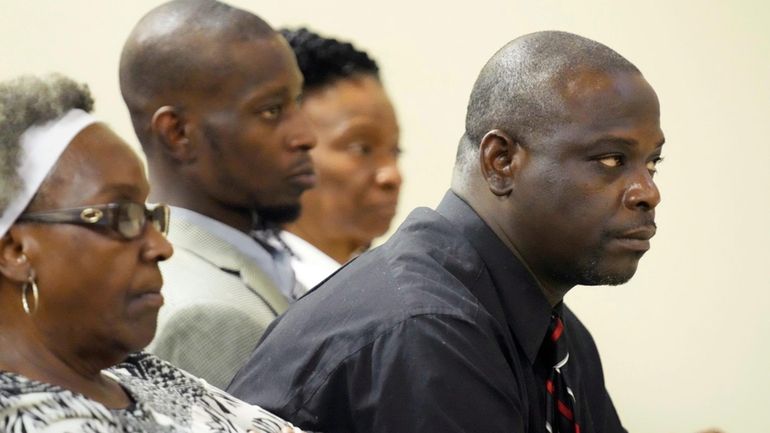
[16,202,170,240]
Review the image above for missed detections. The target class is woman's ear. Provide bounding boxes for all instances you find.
[151,106,196,163]
[479,129,524,196]
[0,229,32,284]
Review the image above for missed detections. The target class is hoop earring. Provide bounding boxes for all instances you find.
[21,270,39,315]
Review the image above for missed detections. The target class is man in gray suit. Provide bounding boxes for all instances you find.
[119,0,316,388]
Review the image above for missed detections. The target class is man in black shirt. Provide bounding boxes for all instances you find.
[228,30,665,433]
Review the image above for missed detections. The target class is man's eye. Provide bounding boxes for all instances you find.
[259,106,282,120]
[598,155,624,167]
[647,156,664,174]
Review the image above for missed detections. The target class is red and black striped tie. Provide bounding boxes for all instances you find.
[545,313,581,433]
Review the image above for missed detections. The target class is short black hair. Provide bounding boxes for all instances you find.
[280,27,379,91]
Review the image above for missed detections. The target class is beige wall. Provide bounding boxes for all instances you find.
[2,1,768,431]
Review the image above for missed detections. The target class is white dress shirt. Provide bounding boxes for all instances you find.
[280,231,342,292]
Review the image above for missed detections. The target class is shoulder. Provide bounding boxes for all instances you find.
[115,353,294,433]
[154,262,278,345]
[114,352,190,381]
[160,219,285,313]
[254,206,492,371]
[152,302,271,346]
[314,206,486,311]
[230,311,522,429]
[228,207,501,409]
[0,371,117,431]
[148,301,273,388]
[158,231,282,320]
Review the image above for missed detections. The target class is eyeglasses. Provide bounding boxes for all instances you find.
[17,202,170,240]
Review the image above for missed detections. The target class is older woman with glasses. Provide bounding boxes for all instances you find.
[0,74,300,433]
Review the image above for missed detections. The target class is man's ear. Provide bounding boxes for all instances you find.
[479,129,523,196]
[0,230,32,284]
[151,106,196,163]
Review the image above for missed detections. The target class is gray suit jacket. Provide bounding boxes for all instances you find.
[148,216,289,389]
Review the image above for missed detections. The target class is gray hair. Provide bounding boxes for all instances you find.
[0,74,93,214]
[455,31,640,176]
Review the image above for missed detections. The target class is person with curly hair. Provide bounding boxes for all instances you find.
[0,73,302,433]
[278,27,402,293]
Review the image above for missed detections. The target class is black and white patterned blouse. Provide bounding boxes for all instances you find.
[0,352,299,433]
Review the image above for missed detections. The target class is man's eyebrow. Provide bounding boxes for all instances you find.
[240,79,301,106]
[588,136,638,147]
[588,136,666,148]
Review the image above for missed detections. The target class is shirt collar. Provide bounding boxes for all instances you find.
[436,190,554,365]
[169,206,259,259]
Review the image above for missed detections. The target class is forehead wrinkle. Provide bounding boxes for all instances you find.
[589,136,638,147]
[95,182,147,201]
[223,40,301,108]
[241,80,296,106]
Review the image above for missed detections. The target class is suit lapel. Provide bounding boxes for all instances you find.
[168,216,289,314]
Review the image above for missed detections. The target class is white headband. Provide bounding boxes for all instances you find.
[0,109,97,237]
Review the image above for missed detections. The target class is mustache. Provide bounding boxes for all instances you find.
[605,218,657,239]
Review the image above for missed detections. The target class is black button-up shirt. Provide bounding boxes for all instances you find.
[228,191,627,433]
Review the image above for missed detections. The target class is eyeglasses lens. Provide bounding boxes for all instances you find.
[118,203,146,239]
[152,205,169,236]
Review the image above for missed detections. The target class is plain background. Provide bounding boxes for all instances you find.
[2,1,768,432]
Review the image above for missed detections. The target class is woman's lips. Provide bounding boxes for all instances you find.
[131,289,164,309]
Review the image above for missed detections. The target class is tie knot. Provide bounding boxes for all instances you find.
[549,314,565,343]
[250,229,284,255]
[543,313,569,369]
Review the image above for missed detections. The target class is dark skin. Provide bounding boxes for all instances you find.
[454,70,664,306]
[139,34,316,233]
[285,75,402,263]
[459,70,729,433]
[0,124,173,408]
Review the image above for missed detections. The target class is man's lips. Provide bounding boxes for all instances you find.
[288,162,317,189]
[611,225,657,252]
[618,225,656,241]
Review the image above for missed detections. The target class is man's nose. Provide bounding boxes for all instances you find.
[622,168,661,211]
[286,110,316,151]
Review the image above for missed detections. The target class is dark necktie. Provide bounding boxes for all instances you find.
[544,313,581,433]
[250,227,305,300]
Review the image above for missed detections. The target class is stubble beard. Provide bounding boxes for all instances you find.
[254,203,302,226]
[575,238,642,286]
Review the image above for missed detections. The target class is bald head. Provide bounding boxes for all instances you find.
[456,31,640,175]
[119,0,275,144]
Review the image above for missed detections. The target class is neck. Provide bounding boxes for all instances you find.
[451,183,573,307]
[285,221,361,264]
[148,167,252,234]
[0,312,129,408]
